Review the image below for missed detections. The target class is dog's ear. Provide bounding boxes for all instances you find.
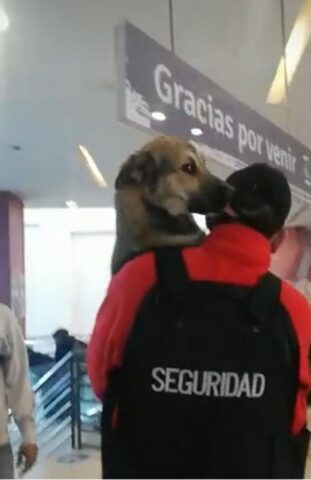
[115,152,161,191]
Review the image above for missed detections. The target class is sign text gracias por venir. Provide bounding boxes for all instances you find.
[116,22,311,204]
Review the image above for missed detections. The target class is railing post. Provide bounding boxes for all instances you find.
[76,357,82,450]
[70,356,76,450]
[70,352,83,451]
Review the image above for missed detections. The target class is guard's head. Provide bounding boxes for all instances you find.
[207,163,292,251]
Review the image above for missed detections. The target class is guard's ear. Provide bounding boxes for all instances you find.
[115,151,160,191]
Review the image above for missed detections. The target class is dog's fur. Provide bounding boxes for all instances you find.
[112,135,230,274]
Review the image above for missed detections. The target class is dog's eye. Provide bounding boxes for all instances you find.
[181,162,197,175]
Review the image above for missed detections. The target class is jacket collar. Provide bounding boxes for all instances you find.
[203,223,271,272]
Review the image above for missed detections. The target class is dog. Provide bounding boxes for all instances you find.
[112,135,231,274]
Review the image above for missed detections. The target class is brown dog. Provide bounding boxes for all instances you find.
[112,135,230,274]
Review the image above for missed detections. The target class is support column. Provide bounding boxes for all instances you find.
[0,193,25,332]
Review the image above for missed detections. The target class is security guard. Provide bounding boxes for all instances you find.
[88,164,311,479]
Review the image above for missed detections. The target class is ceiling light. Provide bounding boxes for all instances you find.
[151,111,166,121]
[0,11,9,32]
[191,128,203,136]
[78,145,107,189]
[267,0,311,104]
[66,200,78,209]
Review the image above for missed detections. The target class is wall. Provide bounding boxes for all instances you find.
[0,194,25,330]
[271,227,311,303]
[271,228,307,280]
[24,208,116,339]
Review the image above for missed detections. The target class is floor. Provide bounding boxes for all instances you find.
[25,449,101,479]
[24,412,311,479]
[24,444,311,479]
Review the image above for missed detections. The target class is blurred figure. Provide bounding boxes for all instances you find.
[27,346,52,367]
[0,305,38,478]
[53,328,86,363]
[27,346,53,382]
[53,328,75,362]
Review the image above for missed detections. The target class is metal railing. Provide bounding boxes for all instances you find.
[10,352,85,459]
[35,351,83,455]
[11,347,101,460]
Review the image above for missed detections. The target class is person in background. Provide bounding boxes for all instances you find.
[27,346,53,382]
[53,328,86,363]
[53,328,75,362]
[0,304,38,478]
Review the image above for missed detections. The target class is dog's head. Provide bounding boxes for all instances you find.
[115,135,231,216]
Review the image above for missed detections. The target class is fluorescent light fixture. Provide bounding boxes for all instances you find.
[191,127,203,136]
[0,10,9,32]
[267,0,311,104]
[78,145,107,188]
[151,111,166,121]
[66,200,78,209]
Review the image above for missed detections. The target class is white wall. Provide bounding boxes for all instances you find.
[24,208,116,339]
[71,232,114,335]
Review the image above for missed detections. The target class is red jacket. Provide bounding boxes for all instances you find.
[88,223,311,435]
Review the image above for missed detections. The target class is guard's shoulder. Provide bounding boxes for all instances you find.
[111,251,157,290]
[280,280,310,314]
[280,280,311,343]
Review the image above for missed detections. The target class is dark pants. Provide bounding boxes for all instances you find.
[0,444,14,479]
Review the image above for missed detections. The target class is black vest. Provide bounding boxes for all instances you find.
[101,248,309,479]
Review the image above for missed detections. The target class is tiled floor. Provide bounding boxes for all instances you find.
[25,445,311,479]
[24,411,311,479]
[25,449,101,479]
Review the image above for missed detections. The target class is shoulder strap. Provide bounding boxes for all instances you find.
[249,272,298,401]
[155,255,282,326]
[248,272,281,324]
[154,247,189,301]
[120,248,189,361]
[154,255,298,373]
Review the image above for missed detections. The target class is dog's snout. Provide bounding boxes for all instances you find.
[188,177,233,215]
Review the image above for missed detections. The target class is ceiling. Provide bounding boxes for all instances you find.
[0,0,310,225]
